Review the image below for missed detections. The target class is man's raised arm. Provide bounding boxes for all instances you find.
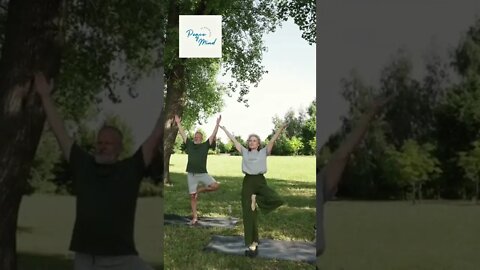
[34,73,74,161]
[142,107,166,167]
[208,115,221,145]
[324,96,392,195]
[174,115,188,144]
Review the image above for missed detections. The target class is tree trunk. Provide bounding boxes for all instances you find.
[411,183,416,205]
[419,182,423,203]
[0,0,63,269]
[475,180,479,205]
[162,0,186,185]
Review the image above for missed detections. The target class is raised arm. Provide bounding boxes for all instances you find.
[324,95,392,195]
[141,107,166,167]
[220,126,242,153]
[208,115,221,145]
[266,123,287,155]
[34,73,74,161]
[174,115,188,143]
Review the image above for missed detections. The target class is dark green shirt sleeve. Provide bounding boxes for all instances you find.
[69,143,93,172]
[129,146,147,181]
[185,139,192,154]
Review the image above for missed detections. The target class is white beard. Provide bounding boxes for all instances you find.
[94,154,116,164]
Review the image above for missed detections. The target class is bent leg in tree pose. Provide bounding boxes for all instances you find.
[174,115,221,225]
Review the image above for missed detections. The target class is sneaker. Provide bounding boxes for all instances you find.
[244,246,258,257]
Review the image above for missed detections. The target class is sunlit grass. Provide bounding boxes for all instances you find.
[165,154,316,270]
[320,201,480,270]
[17,194,163,270]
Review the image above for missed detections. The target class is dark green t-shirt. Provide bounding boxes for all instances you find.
[185,139,215,173]
[68,143,146,255]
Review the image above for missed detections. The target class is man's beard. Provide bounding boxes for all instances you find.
[94,153,117,164]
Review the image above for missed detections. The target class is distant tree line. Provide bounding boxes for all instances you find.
[173,100,316,156]
[321,19,480,202]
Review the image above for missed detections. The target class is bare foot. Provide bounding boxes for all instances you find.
[190,217,198,225]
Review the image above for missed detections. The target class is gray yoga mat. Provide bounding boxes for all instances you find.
[204,235,316,264]
[164,214,239,228]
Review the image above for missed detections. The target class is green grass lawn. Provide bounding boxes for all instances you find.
[164,154,316,270]
[320,200,480,270]
[17,153,477,270]
[17,194,164,270]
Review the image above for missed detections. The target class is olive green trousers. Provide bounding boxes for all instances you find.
[241,174,284,246]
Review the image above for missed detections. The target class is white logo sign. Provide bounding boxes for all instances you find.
[179,15,222,58]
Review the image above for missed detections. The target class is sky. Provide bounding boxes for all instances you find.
[191,20,315,142]
[100,19,315,148]
[93,1,480,150]
[317,0,480,147]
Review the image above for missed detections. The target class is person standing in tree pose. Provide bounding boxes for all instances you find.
[220,124,287,257]
[316,95,393,269]
[174,115,221,225]
[34,72,164,270]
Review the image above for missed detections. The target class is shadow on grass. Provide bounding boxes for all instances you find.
[274,181,316,190]
[282,195,316,208]
[18,252,72,270]
[165,172,315,240]
[18,252,164,270]
[165,172,314,213]
[330,199,480,207]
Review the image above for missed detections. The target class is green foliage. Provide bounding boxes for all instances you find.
[385,140,441,187]
[277,0,316,44]
[458,140,480,186]
[180,59,225,127]
[215,138,231,154]
[166,0,316,129]
[138,180,163,197]
[173,135,185,154]
[309,137,316,153]
[316,145,331,170]
[56,1,166,122]
[329,46,450,199]
[27,127,62,194]
[268,100,316,155]
[224,140,234,153]
[287,136,303,155]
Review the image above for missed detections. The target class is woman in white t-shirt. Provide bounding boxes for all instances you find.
[220,124,287,257]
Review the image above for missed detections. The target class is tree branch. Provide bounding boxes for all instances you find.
[195,0,209,15]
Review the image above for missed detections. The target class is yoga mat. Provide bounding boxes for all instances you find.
[204,235,316,264]
[164,214,239,228]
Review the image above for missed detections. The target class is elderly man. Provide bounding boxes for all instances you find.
[174,114,221,225]
[34,72,163,270]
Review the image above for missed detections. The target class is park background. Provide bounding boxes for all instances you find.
[318,1,480,269]
[161,1,316,269]
[0,0,316,270]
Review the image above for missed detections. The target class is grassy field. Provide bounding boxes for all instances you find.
[17,153,478,270]
[17,194,164,270]
[164,154,316,270]
[320,200,480,270]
